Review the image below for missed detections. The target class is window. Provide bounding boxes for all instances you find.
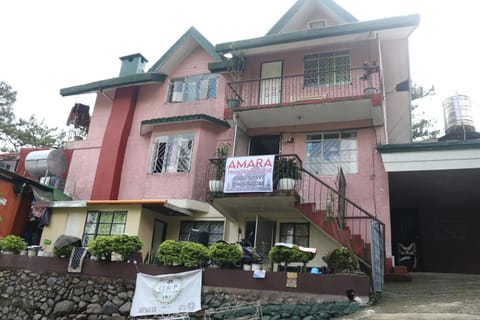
[168,74,217,103]
[82,210,127,245]
[179,221,224,246]
[150,134,194,173]
[304,50,351,87]
[279,223,309,247]
[305,131,358,176]
[309,20,327,29]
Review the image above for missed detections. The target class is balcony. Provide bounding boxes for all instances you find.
[225,67,383,128]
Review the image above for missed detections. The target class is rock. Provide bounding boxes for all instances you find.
[102,301,119,314]
[53,300,76,315]
[86,303,102,314]
[118,301,131,314]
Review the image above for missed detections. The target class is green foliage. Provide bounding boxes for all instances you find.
[0,235,27,253]
[274,157,301,180]
[87,236,114,260]
[112,234,143,261]
[323,247,358,273]
[0,81,66,152]
[213,143,230,180]
[269,245,316,271]
[411,82,440,141]
[157,240,184,266]
[53,244,78,258]
[180,241,210,267]
[209,241,242,268]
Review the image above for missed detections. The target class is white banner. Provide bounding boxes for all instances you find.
[130,269,202,317]
[223,155,275,193]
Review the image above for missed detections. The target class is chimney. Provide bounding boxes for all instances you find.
[119,53,148,76]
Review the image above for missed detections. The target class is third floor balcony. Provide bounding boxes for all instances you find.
[225,67,383,129]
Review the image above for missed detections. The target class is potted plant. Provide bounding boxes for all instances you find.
[111,234,143,262]
[0,235,27,254]
[209,143,230,192]
[87,236,114,261]
[274,157,301,190]
[209,241,242,268]
[53,243,79,258]
[322,247,359,273]
[157,240,184,266]
[226,54,245,108]
[179,241,210,267]
[360,60,379,94]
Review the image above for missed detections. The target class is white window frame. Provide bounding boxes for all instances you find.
[168,74,218,103]
[150,133,194,173]
[304,50,351,87]
[305,131,358,176]
[308,19,327,29]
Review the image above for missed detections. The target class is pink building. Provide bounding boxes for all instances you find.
[44,0,427,279]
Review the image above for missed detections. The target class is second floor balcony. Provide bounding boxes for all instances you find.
[225,67,383,128]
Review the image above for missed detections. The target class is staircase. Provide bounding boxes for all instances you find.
[292,164,410,281]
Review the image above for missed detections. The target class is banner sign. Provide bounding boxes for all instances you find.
[130,269,202,317]
[223,155,275,193]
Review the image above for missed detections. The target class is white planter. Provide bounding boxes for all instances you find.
[251,263,262,271]
[28,250,37,257]
[243,264,252,271]
[209,180,224,192]
[278,178,296,190]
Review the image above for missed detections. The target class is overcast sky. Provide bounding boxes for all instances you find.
[2,0,479,134]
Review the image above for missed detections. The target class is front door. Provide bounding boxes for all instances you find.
[249,135,280,156]
[150,219,167,263]
[259,61,283,105]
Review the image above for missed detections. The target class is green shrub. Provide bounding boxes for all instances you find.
[269,245,316,272]
[112,234,143,261]
[180,241,209,267]
[0,235,27,253]
[323,247,358,273]
[53,244,78,258]
[209,241,242,268]
[88,236,114,260]
[157,240,183,266]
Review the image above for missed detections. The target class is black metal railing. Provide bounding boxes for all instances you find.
[206,153,385,269]
[226,67,381,109]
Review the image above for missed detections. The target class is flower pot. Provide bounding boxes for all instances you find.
[209,180,224,192]
[227,99,240,108]
[278,178,296,190]
[251,263,262,271]
[363,87,377,95]
[243,264,252,271]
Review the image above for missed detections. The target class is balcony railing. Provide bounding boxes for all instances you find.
[226,67,381,109]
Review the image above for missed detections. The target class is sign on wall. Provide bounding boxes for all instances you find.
[130,269,202,317]
[223,155,275,193]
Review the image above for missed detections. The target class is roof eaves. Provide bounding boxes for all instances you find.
[140,114,230,135]
[266,0,358,35]
[148,27,222,73]
[60,73,167,97]
[377,140,480,153]
[218,14,420,53]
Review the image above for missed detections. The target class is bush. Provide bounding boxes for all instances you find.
[0,235,27,253]
[112,234,143,261]
[180,241,209,267]
[53,244,78,258]
[323,247,358,273]
[269,245,316,272]
[209,241,242,268]
[157,240,183,266]
[88,236,114,260]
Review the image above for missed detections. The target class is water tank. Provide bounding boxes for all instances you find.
[442,94,476,135]
[25,149,67,178]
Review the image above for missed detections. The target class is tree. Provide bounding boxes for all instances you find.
[0,81,66,152]
[411,82,440,141]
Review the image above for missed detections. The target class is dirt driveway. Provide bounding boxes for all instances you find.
[340,272,480,319]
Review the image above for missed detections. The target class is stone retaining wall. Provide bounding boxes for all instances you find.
[0,268,361,320]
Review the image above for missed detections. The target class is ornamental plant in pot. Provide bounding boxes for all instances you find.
[209,143,230,192]
[0,235,27,254]
[87,236,114,261]
[226,54,245,109]
[111,234,143,262]
[209,241,242,268]
[360,60,379,94]
[274,157,301,190]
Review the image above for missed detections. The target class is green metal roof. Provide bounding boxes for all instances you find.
[140,114,230,135]
[378,139,480,154]
[60,72,167,97]
[267,0,358,35]
[148,27,223,73]
[216,14,420,53]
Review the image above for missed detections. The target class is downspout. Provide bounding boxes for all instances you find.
[232,113,238,157]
